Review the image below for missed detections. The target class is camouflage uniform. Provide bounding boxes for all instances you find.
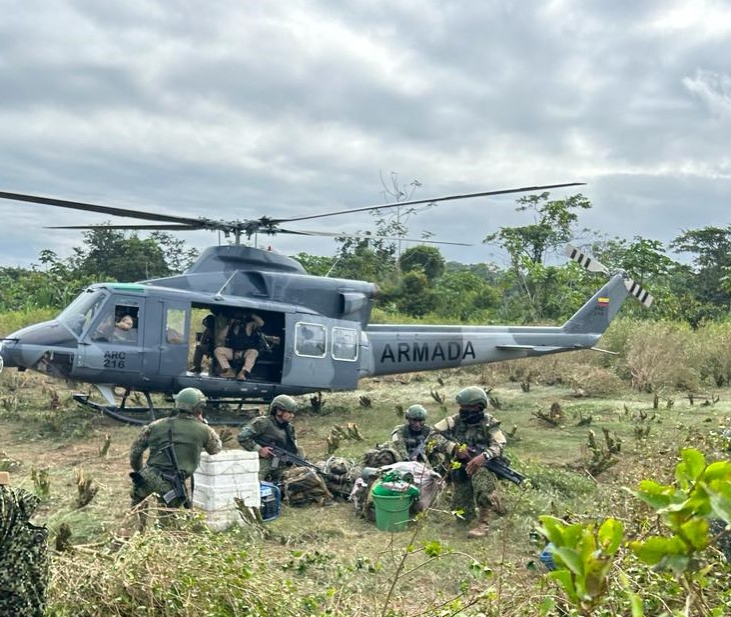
[129,413,222,507]
[238,415,302,482]
[432,412,506,524]
[390,423,433,462]
[0,487,49,617]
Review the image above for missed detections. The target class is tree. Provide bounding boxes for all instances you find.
[69,228,172,282]
[399,245,445,283]
[670,226,731,313]
[483,192,592,320]
[483,192,592,265]
[396,270,438,317]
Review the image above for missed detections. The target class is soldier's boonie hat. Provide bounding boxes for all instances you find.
[270,394,297,414]
[175,387,207,411]
[405,404,428,421]
[455,386,488,407]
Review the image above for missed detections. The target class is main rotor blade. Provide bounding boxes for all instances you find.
[272,182,586,224]
[284,228,472,246]
[0,190,203,226]
[46,224,208,231]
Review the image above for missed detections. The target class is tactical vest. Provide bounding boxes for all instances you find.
[226,323,259,351]
[434,413,499,449]
[393,424,430,457]
[145,416,217,477]
[239,416,298,454]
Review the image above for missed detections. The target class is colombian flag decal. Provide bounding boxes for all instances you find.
[597,297,610,307]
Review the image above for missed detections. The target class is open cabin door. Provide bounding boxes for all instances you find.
[281,314,361,391]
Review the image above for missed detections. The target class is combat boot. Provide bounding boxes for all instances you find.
[467,508,490,539]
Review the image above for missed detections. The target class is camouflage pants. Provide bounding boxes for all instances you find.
[258,457,288,484]
[130,467,187,529]
[450,467,498,523]
[0,487,49,617]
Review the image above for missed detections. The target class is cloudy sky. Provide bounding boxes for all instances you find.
[0,0,729,270]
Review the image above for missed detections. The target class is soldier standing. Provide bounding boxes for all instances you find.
[390,404,432,463]
[129,387,222,511]
[237,394,301,483]
[432,386,507,538]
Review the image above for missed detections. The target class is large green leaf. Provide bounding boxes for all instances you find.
[679,518,709,550]
[676,449,706,487]
[598,518,624,555]
[548,570,578,604]
[553,547,584,576]
[630,535,689,565]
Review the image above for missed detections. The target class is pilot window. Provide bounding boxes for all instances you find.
[165,308,186,344]
[331,327,359,361]
[92,303,140,344]
[295,322,327,358]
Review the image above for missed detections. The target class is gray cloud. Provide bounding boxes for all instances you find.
[0,0,729,270]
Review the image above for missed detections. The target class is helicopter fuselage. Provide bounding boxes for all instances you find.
[0,245,631,410]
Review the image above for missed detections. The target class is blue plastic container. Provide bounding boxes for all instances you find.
[259,481,281,522]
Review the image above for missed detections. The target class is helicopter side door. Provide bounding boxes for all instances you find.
[156,301,189,376]
[281,314,361,390]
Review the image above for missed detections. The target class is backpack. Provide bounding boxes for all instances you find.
[318,457,360,500]
[281,467,333,507]
[361,444,400,468]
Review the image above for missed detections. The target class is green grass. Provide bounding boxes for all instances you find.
[3,363,731,615]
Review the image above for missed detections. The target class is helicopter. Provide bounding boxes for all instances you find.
[0,183,652,425]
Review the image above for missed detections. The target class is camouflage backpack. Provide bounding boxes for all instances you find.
[281,467,333,507]
[361,444,401,468]
[319,457,360,500]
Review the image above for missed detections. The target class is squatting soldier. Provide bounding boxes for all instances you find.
[129,387,222,511]
[391,404,432,463]
[237,394,302,483]
[432,386,507,538]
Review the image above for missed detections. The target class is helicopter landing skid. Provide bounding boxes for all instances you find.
[72,392,262,426]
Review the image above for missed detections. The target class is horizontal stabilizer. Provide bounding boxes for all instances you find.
[496,344,577,354]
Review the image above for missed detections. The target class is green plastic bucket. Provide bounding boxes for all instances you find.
[372,493,412,532]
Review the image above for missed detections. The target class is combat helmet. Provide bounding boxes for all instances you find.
[174,387,207,411]
[455,386,488,407]
[405,404,428,421]
[270,394,297,414]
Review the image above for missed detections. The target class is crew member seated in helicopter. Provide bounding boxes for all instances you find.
[213,311,267,380]
[189,313,216,374]
[92,312,137,343]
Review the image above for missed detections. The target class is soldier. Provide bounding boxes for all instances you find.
[391,404,432,463]
[129,387,222,513]
[214,311,265,380]
[237,394,301,483]
[432,386,507,538]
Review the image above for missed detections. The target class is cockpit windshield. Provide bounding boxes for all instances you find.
[57,288,109,337]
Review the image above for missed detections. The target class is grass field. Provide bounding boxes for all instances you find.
[2,359,731,616]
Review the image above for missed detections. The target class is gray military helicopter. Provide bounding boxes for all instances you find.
[0,184,652,424]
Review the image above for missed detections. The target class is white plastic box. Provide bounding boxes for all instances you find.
[192,449,260,531]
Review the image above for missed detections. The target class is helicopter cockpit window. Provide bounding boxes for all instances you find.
[295,322,327,358]
[92,303,140,344]
[57,289,108,337]
[165,308,186,344]
[331,327,359,362]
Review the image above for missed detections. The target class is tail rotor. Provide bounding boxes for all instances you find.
[565,244,654,308]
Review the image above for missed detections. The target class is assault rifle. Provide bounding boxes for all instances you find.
[255,440,338,481]
[160,423,192,508]
[409,438,429,462]
[458,445,527,486]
